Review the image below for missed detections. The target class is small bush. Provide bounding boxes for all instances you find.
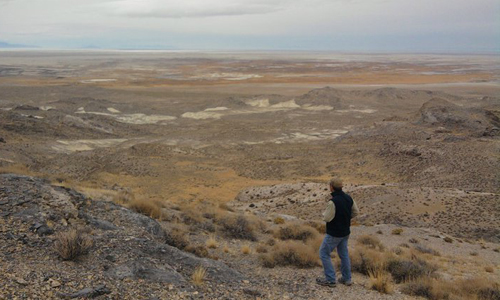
[357,235,385,251]
[306,221,325,234]
[392,228,403,235]
[128,198,162,219]
[113,190,134,204]
[206,235,218,249]
[409,238,418,244]
[256,245,268,254]
[275,223,318,242]
[185,245,209,258]
[164,227,189,250]
[485,266,494,273]
[191,266,206,286]
[470,251,478,256]
[386,257,436,283]
[261,241,319,268]
[401,278,445,300]
[273,217,285,224]
[54,229,93,261]
[368,270,394,294]
[413,244,440,256]
[222,245,230,253]
[443,237,453,243]
[351,247,385,275]
[218,215,256,241]
[241,244,251,255]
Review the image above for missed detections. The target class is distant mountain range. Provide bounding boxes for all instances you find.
[0,41,38,48]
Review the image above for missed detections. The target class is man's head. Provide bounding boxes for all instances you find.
[329,178,343,192]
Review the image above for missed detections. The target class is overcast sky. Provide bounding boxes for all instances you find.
[0,0,499,52]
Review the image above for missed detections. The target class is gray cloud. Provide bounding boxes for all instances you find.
[102,0,315,18]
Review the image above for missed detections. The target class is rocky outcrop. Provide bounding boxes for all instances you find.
[0,174,243,298]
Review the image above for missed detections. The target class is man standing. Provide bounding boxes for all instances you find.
[316,178,359,287]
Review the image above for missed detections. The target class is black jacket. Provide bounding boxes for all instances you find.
[326,190,354,237]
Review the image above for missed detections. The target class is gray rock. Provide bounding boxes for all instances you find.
[58,284,111,299]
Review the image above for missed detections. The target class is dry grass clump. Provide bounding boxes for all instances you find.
[392,228,404,235]
[402,277,500,300]
[128,198,162,219]
[241,244,251,255]
[164,227,189,250]
[191,266,207,286]
[306,221,325,234]
[386,256,436,283]
[261,241,319,268]
[351,247,386,275]
[357,235,385,251]
[484,266,494,273]
[413,244,441,256]
[218,214,256,241]
[112,190,134,205]
[275,223,318,242]
[443,237,453,243]
[256,244,268,253]
[54,229,93,261]
[185,245,209,258]
[273,217,285,224]
[206,235,218,249]
[368,269,394,294]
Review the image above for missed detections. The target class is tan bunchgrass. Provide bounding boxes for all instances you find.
[206,235,218,249]
[191,266,207,286]
[128,198,162,219]
[368,269,394,294]
[241,244,251,255]
[54,229,93,261]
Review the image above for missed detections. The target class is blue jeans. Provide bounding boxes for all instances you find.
[319,234,351,283]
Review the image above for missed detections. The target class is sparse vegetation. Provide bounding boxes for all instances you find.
[241,244,251,254]
[54,229,93,261]
[357,235,385,251]
[256,244,268,253]
[392,228,404,235]
[185,245,209,258]
[413,244,441,256]
[485,266,494,273]
[386,257,436,283]
[218,214,256,241]
[368,269,394,294]
[206,235,218,249]
[273,217,285,224]
[112,190,134,205]
[275,223,317,242]
[443,237,453,243]
[261,241,319,268]
[191,266,207,286]
[128,198,162,219]
[164,227,189,250]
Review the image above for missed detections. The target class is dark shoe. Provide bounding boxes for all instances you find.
[316,278,336,287]
[338,277,353,286]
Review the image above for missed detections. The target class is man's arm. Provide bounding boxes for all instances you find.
[323,201,335,223]
[351,200,360,219]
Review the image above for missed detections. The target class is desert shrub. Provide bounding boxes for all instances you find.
[357,235,385,251]
[266,238,276,246]
[191,266,206,286]
[54,229,93,261]
[128,198,162,219]
[206,235,218,249]
[273,217,285,224]
[164,227,189,249]
[256,244,268,253]
[443,237,453,243]
[218,202,233,212]
[368,269,394,294]
[376,230,383,235]
[470,251,479,256]
[306,221,325,234]
[392,228,404,235]
[386,257,436,283]
[218,214,256,241]
[113,190,134,205]
[413,244,440,256]
[241,244,251,255]
[181,210,203,225]
[485,266,494,273]
[191,220,215,233]
[261,241,319,268]
[409,238,419,244]
[401,278,446,300]
[350,247,385,275]
[275,223,317,242]
[185,245,209,258]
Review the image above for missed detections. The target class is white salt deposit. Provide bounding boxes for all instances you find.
[107,107,121,113]
[80,79,117,83]
[302,105,334,111]
[205,107,229,111]
[52,139,128,153]
[246,99,270,107]
[270,100,300,108]
[39,106,55,111]
[75,108,176,124]
[181,111,223,120]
